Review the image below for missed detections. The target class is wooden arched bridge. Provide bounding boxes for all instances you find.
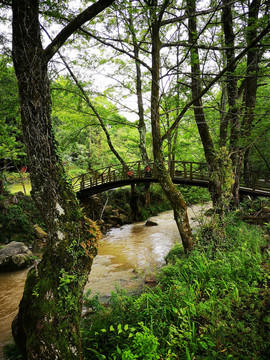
[73,161,270,199]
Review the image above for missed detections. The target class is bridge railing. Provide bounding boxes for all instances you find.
[240,171,270,191]
[72,161,154,192]
[72,161,270,194]
[171,161,209,180]
[72,160,210,192]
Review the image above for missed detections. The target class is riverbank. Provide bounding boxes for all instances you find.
[81,212,270,360]
[2,192,269,359]
[0,202,210,359]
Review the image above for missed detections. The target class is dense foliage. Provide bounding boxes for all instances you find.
[0,56,25,170]
[0,192,44,245]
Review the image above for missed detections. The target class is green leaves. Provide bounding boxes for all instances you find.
[0,56,25,162]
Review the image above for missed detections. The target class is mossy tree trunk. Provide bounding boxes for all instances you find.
[11,0,114,359]
[150,4,193,252]
[221,0,241,208]
[241,0,261,193]
[222,0,261,207]
[187,0,233,216]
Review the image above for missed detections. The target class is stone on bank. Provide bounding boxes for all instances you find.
[0,241,34,272]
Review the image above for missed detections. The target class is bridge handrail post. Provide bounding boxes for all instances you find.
[252,172,258,191]
[183,162,187,178]
[108,167,111,182]
[122,165,126,179]
[200,163,203,179]
[190,162,193,180]
[80,174,85,190]
[170,161,175,178]
[137,161,141,178]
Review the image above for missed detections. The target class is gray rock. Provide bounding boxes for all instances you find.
[119,213,128,223]
[145,220,158,227]
[107,215,123,225]
[104,205,113,214]
[0,241,34,272]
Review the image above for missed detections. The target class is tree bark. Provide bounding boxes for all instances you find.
[150,4,193,252]
[11,0,114,358]
[187,0,233,214]
[241,0,261,187]
[221,0,241,206]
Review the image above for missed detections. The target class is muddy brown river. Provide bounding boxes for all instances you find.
[0,204,210,357]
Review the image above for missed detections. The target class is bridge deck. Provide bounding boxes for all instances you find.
[72,161,270,198]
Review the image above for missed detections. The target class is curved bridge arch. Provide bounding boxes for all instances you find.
[73,161,270,199]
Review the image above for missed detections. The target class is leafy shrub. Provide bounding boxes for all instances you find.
[3,343,22,360]
[0,193,44,244]
[177,185,211,205]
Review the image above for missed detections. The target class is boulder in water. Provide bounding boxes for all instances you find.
[0,241,34,272]
[145,220,158,227]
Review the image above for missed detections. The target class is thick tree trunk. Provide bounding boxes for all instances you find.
[187,0,233,214]
[130,183,140,221]
[11,0,112,358]
[150,11,193,252]
[241,0,261,188]
[222,0,260,206]
[222,0,241,207]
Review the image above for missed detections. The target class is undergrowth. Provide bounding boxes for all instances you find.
[0,193,44,245]
[82,216,270,360]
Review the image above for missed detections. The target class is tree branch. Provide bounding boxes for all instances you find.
[43,0,115,63]
[161,22,270,142]
[160,0,237,26]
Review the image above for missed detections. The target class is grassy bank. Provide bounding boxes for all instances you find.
[81,215,270,360]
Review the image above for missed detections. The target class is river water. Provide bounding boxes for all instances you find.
[0,203,210,357]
